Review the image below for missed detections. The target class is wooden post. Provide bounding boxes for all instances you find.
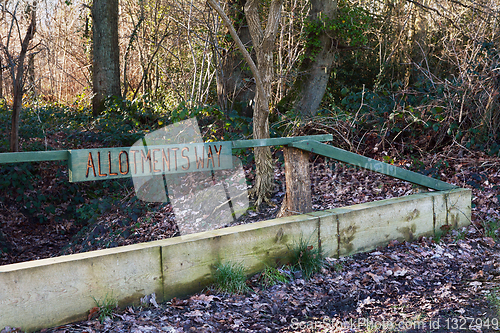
[278,146,312,217]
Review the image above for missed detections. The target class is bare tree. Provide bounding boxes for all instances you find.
[0,56,3,99]
[217,0,255,116]
[122,0,144,98]
[288,0,337,118]
[92,0,121,115]
[0,1,37,152]
[208,0,283,206]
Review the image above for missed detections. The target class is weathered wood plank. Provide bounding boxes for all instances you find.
[0,188,470,331]
[0,135,332,166]
[304,210,339,258]
[278,146,312,217]
[0,244,163,332]
[231,134,333,149]
[68,142,233,182]
[289,140,457,191]
[336,193,436,256]
[432,188,472,232]
[0,150,69,163]
[161,214,320,299]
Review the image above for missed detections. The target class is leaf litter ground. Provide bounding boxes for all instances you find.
[1,146,500,333]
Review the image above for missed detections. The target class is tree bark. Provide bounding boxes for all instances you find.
[277,147,312,217]
[9,7,36,152]
[0,56,3,99]
[285,0,338,118]
[208,0,282,207]
[218,0,254,117]
[244,0,282,207]
[92,0,121,116]
[27,53,35,96]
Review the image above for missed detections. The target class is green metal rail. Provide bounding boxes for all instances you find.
[289,140,457,191]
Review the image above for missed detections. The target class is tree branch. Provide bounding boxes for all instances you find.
[207,0,265,99]
[244,0,263,45]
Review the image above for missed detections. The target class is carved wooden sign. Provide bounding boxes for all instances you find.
[68,142,233,182]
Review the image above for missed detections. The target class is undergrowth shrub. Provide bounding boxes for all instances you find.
[305,0,500,157]
[0,162,84,225]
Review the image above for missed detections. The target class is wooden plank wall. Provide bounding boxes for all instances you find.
[0,188,471,332]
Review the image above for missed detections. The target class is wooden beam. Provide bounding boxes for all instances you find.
[0,188,470,331]
[68,142,233,182]
[231,134,333,149]
[0,150,69,163]
[0,136,333,165]
[289,140,457,191]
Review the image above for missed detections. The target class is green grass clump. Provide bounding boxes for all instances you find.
[259,265,290,287]
[483,219,500,240]
[213,261,250,294]
[92,293,117,323]
[487,288,500,317]
[288,236,324,279]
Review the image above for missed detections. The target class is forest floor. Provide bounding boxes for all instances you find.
[33,225,500,333]
[1,142,500,332]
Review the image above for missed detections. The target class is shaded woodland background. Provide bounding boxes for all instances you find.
[2,2,500,330]
[0,0,498,155]
[0,0,500,263]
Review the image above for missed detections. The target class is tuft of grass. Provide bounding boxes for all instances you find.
[213,261,250,295]
[487,288,500,317]
[259,265,290,287]
[483,219,500,240]
[288,236,324,279]
[453,228,467,242]
[92,293,117,323]
[433,230,444,243]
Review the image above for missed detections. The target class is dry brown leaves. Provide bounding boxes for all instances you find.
[36,226,500,333]
[0,141,498,333]
[30,150,500,333]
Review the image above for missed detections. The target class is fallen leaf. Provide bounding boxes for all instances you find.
[88,307,99,321]
[367,272,384,283]
[185,310,204,317]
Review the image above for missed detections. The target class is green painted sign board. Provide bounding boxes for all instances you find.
[68,142,233,182]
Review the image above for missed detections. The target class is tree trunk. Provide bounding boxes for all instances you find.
[92,0,121,116]
[284,0,338,118]
[218,0,254,117]
[10,7,36,152]
[208,0,282,207]
[244,0,282,207]
[27,53,35,96]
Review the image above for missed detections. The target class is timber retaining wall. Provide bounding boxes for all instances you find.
[0,188,471,331]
